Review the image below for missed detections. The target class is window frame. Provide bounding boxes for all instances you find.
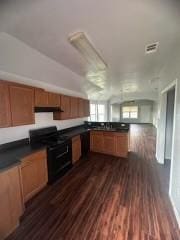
[122,106,138,119]
[89,102,106,122]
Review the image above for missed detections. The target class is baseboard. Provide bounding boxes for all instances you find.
[170,194,180,228]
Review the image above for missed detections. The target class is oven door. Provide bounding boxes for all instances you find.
[47,142,72,181]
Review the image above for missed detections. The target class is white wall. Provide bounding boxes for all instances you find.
[0,33,89,145]
[111,100,154,124]
[156,45,180,226]
[0,113,87,145]
[0,32,85,94]
[110,104,120,122]
[152,101,159,128]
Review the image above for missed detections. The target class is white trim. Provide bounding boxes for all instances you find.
[161,79,177,94]
[170,195,180,228]
[169,79,178,196]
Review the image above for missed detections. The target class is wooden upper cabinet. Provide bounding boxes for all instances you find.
[48,92,60,107]
[54,95,70,120]
[0,81,11,128]
[84,99,90,117]
[70,97,78,119]
[9,84,35,126]
[78,98,84,118]
[35,88,48,107]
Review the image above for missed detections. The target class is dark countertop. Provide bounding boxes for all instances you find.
[0,142,47,172]
[60,128,90,139]
[0,125,129,172]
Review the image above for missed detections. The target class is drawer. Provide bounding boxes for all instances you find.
[114,132,128,137]
[21,150,47,167]
[103,131,115,137]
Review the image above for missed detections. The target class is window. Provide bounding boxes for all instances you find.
[89,103,105,121]
[90,103,96,121]
[122,106,138,119]
[97,104,105,122]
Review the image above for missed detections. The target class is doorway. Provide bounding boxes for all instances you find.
[164,87,175,192]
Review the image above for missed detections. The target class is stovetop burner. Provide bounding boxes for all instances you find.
[29,126,69,148]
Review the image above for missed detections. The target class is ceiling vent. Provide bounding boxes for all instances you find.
[145,42,159,54]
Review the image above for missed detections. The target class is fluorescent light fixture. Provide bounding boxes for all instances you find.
[68,32,107,71]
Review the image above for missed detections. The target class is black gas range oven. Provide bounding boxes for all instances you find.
[29,126,72,183]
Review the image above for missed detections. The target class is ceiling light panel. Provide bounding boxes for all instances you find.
[68,32,107,71]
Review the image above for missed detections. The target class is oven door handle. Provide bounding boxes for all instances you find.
[56,146,69,158]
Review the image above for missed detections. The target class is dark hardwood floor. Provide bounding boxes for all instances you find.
[7,124,180,240]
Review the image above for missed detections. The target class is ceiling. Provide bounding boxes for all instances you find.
[0,0,180,102]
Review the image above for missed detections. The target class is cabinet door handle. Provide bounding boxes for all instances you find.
[56,147,69,158]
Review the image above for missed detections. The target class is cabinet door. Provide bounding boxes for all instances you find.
[21,150,47,202]
[48,92,60,107]
[35,88,48,107]
[84,99,90,117]
[72,135,81,163]
[103,132,115,155]
[54,95,70,120]
[0,166,23,240]
[115,134,128,158]
[0,81,11,127]
[9,84,35,126]
[78,98,84,118]
[70,97,78,119]
[90,131,104,152]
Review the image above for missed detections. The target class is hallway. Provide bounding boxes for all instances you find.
[7,125,180,240]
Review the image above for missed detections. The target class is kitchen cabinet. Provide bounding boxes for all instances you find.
[0,81,11,127]
[84,99,90,117]
[9,84,35,126]
[90,131,104,153]
[54,95,71,120]
[103,132,116,155]
[81,131,90,157]
[48,92,60,107]
[115,133,129,158]
[90,131,129,158]
[0,166,23,240]
[21,150,48,203]
[70,97,78,119]
[78,98,84,117]
[72,135,81,163]
[35,88,48,107]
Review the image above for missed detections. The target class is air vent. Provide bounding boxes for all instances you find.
[145,42,159,54]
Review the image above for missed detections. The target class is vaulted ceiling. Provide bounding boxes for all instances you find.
[0,0,180,102]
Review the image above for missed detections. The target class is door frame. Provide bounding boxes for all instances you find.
[157,79,177,195]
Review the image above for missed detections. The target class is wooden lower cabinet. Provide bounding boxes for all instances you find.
[0,166,23,240]
[20,150,48,203]
[103,132,116,155]
[115,133,129,158]
[90,131,104,153]
[72,135,81,164]
[90,131,129,158]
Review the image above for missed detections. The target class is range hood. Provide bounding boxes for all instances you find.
[34,107,63,113]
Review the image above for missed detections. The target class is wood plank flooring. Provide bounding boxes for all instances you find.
[7,124,180,240]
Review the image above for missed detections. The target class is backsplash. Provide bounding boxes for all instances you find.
[0,113,87,145]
